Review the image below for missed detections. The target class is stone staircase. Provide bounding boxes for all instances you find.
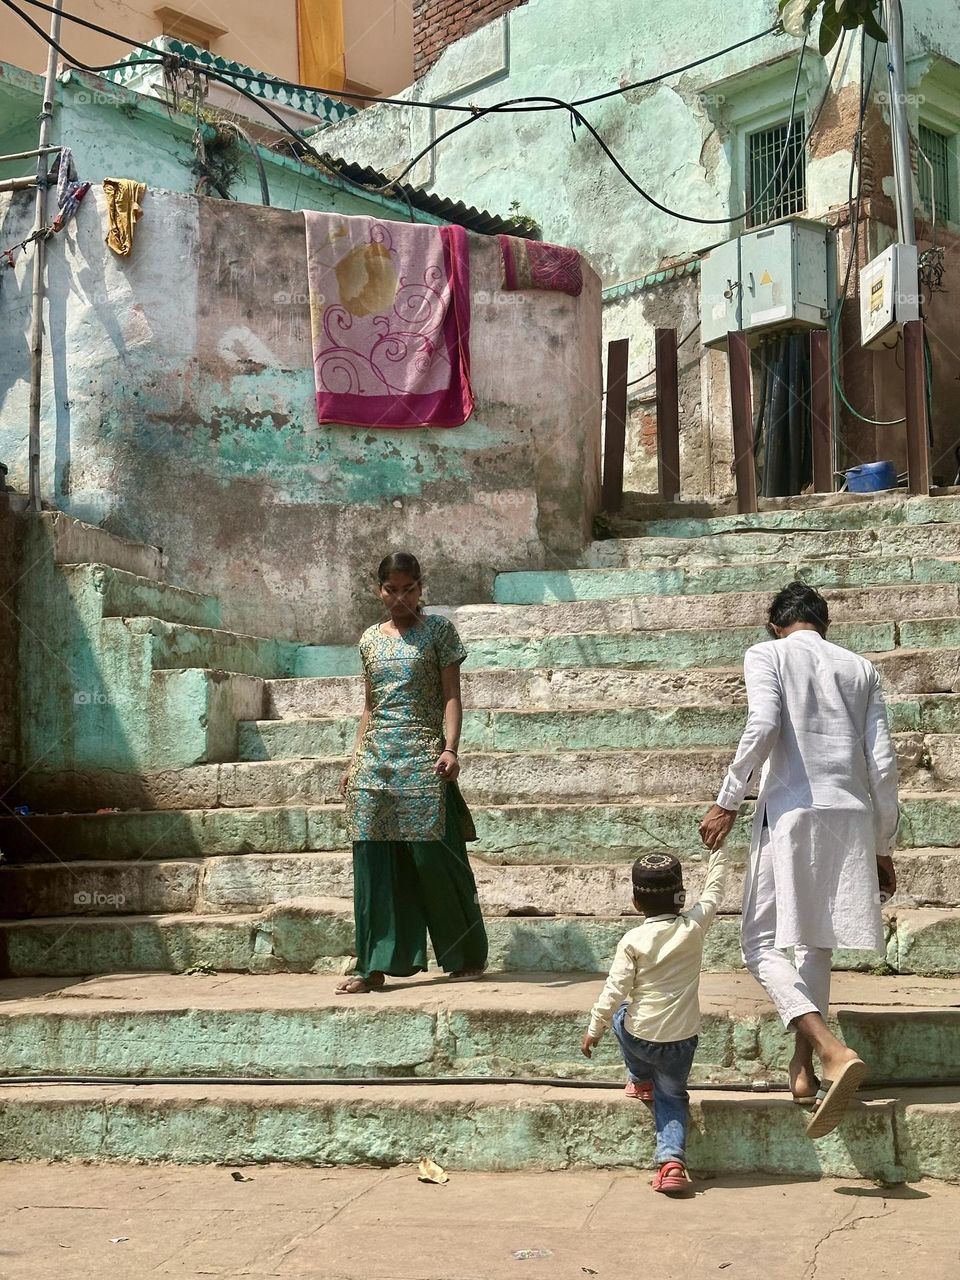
[2,496,960,1179]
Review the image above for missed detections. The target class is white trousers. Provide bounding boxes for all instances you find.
[740,828,833,1029]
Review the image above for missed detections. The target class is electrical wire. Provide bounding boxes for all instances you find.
[622,321,702,392]
[830,38,907,428]
[5,0,810,228]
[8,0,780,116]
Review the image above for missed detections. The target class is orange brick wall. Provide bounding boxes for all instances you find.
[414,0,528,78]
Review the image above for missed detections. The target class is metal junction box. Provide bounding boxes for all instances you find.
[700,220,831,348]
[858,243,920,349]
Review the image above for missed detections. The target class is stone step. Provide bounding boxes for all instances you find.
[102,617,289,679]
[236,696,959,758]
[617,492,960,539]
[586,522,960,570]
[38,509,166,580]
[61,563,221,629]
[492,557,960,606]
[0,971,955,1088]
[0,900,956,977]
[264,648,960,718]
[5,848,958,920]
[4,793,960,861]
[0,1077,956,1179]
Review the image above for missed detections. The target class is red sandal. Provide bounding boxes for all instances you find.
[624,1080,654,1102]
[652,1161,690,1194]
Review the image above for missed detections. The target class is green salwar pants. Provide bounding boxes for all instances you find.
[351,793,488,979]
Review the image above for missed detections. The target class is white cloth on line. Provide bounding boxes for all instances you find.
[717,630,899,952]
[741,827,833,1027]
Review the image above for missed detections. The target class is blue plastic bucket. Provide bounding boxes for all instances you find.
[844,461,898,493]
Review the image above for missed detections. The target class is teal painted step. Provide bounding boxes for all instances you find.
[62,563,221,629]
[237,696,951,760]
[0,972,954,1087]
[5,793,960,862]
[1,1081,954,1180]
[587,523,960,570]
[620,494,960,540]
[0,903,954,977]
[103,617,293,679]
[493,557,960,605]
[462,621,897,672]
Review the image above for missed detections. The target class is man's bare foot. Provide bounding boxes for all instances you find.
[788,1057,820,1103]
[335,972,386,994]
[817,1043,861,1085]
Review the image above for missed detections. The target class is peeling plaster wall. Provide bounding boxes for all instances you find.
[320,1,960,498]
[0,189,601,644]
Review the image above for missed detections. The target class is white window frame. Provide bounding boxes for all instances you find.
[908,56,960,231]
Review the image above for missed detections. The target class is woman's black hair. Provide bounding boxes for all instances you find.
[767,582,830,637]
[377,552,422,586]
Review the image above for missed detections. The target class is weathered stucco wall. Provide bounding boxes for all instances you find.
[0,495,19,796]
[0,188,601,643]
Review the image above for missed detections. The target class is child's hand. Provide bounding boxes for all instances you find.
[581,1031,599,1059]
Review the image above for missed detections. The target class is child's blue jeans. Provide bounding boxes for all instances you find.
[612,1005,697,1165]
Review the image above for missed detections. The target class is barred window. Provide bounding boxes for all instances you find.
[746,117,806,228]
[918,123,954,223]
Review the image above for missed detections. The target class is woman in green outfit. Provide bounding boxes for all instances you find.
[336,551,489,995]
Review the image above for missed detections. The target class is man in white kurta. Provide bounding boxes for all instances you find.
[699,582,899,1138]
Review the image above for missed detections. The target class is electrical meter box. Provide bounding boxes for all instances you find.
[858,243,919,349]
[700,219,831,348]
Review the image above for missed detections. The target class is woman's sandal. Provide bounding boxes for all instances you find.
[335,973,386,995]
[448,969,486,982]
[805,1058,867,1139]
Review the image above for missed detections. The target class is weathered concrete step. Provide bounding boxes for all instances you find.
[39,509,166,580]
[0,901,956,977]
[0,971,955,1087]
[61,563,220,629]
[291,588,960,679]
[265,648,960,718]
[586,522,960,570]
[7,848,959,921]
[236,696,960,758]
[101,617,292,679]
[493,557,960,606]
[6,794,960,861]
[618,492,960,539]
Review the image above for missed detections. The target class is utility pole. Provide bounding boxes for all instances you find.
[881,0,916,246]
[27,0,64,512]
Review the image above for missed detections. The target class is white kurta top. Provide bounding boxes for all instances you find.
[716,631,899,951]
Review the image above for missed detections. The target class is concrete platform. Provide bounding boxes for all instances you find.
[0,1164,954,1280]
[0,971,957,1087]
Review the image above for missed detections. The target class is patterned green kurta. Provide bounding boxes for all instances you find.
[346,613,468,842]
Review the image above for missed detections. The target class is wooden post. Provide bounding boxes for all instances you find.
[728,332,758,514]
[809,330,835,493]
[601,338,629,513]
[903,318,932,496]
[655,327,681,501]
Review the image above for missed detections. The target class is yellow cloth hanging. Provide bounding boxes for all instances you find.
[103,178,146,256]
[297,0,345,92]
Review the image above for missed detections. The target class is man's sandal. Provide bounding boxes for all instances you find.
[335,973,386,994]
[805,1058,867,1139]
[652,1161,691,1194]
[625,1080,654,1102]
[448,969,486,982]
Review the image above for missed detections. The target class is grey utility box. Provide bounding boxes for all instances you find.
[700,219,831,348]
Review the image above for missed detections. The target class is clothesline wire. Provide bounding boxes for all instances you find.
[7,0,780,116]
[4,0,821,229]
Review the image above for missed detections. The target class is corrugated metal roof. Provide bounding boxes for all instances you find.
[602,258,700,302]
[319,155,538,239]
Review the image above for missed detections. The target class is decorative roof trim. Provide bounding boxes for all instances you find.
[602,258,700,302]
[102,37,358,127]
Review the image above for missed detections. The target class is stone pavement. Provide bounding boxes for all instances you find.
[0,1164,956,1279]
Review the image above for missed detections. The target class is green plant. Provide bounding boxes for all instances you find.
[507,198,542,238]
[779,0,887,54]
